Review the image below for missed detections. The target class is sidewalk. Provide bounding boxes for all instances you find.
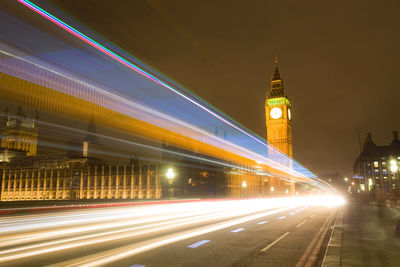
[340,201,400,266]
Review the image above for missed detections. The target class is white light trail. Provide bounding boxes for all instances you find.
[0,196,345,265]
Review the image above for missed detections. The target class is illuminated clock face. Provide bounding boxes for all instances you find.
[270,107,282,119]
[288,108,291,120]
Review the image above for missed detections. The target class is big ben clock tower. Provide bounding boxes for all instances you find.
[265,57,293,159]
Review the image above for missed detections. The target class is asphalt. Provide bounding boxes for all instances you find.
[112,208,335,267]
[0,198,339,267]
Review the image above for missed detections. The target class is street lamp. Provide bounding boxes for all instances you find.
[166,168,175,199]
[390,159,398,193]
[166,168,175,180]
[242,181,247,198]
[344,177,348,182]
[390,159,398,173]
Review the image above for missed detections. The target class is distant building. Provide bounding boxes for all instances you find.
[353,131,400,194]
[317,172,345,192]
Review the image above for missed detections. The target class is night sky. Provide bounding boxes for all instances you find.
[44,0,400,177]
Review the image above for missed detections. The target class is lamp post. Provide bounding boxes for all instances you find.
[390,159,398,195]
[166,168,175,199]
[242,181,247,198]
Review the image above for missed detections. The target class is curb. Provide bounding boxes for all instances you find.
[322,208,343,267]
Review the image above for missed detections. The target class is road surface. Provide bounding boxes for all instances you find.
[0,197,341,266]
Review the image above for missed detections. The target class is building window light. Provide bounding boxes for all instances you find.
[374,161,379,167]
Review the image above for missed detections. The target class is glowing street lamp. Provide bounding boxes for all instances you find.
[344,177,348,182]
[390,159,399,192]
[166,168,175,199]
[242,181,247,198]
[166,168,175,180]
[390,159,398,173]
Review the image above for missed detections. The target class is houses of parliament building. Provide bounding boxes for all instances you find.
[0,107,161,201]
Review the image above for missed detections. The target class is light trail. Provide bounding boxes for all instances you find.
[52,206,297,267]
[0,42,307,181]
[15,0,278,152]
[0,200,270,248]
[0,196,345,265]
[12,0,318,182]
[0,42,306,180]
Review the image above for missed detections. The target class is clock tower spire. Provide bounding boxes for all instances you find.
[265,57,293,158]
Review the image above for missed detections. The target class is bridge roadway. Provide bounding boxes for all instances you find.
[0,197,340,266]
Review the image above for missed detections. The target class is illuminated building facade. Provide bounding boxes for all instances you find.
[0,106,38,162]
[353,131,400,194]
[0,157,160,201]
[265,58,294,193]
[0,108,161,201]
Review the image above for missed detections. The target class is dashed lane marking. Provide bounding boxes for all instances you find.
[295,219,308,228]
[231,228,245,233]
[257,221,268,224]
[260,232,290,252]
[187,240,210,248]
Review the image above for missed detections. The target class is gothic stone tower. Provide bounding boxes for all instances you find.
[265,57,293,159]
[265,57,294,193]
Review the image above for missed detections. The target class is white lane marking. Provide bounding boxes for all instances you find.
[130,265,145,267]
[257,221,268,225]
[295,219,308,228]
[296,210,300,212]
[310,213,316,218]
[260,232,290,252]
[278,216,286,219]
[231,228,245,233]
[290,212,295,215]
[187,240,210,248]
